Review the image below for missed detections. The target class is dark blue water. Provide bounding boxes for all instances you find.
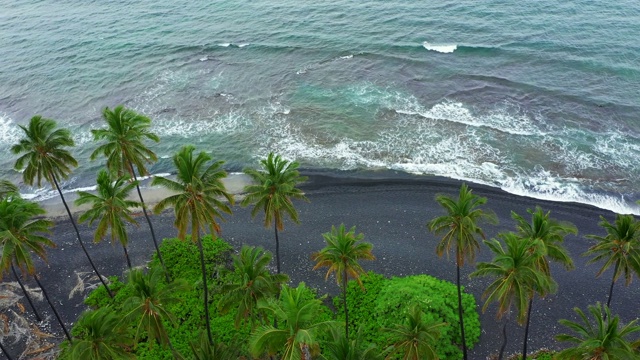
[1,0,639,213]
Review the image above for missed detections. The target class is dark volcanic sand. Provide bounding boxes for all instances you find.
[2,172,639,359]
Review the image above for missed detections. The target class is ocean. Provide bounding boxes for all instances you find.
[1,0,639,214]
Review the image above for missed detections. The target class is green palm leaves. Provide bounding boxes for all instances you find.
[313,224,374,340]
[76,170,141,269]
[91,105,159,177]
[153,146,233,239]
[556,303,640,359]
[12,115,77,188]
[243,152,308,274]
[249,283,338,359]
[218,245,289,329]
[63,307,134,360]
[584,214,640,309]
[385,305,446,360]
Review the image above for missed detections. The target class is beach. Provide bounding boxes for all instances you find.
[3,171,638,359]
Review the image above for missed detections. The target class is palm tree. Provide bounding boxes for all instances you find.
[322,326,382,360]
[75,170,141,269]
[218,245,288,329]
[250,283,338,360]
[242,152,308,274]
[152,145,233,345]
[470,233,554,360]
[0,179,19,200]
[384,304,446,360]
[12,115,112,297]
[584,214,640,309]
[312,224,375,340]
[63,307,133,360]
[90,105,167,276]
[427,183,497,360]
[511,207,576,359]
[556,302,640,359]
[122,266,189,358]
[0,197,72,342]
[190,331,240,360]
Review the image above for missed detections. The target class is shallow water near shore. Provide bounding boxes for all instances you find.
[1,0,639,214]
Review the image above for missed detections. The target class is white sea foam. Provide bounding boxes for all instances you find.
[0,114,24,148]
[422,42,457,53]
[237,43,250,48]
[339,55,353,60]
[217,43,231,47]
[199,56,208,61]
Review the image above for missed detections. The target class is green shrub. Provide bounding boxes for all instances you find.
[338,272,480,360]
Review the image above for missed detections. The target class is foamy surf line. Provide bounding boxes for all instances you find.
[422,41,457,53]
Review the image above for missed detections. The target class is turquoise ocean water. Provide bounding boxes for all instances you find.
[1,0,639,214]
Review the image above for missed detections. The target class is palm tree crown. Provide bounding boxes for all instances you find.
[218,245,289,329]
[64,307,134,360]
[0,197,54,278]
[556,302,640,359]
[153,145,233,238]
[12,115,77,188]
[385,304,446,360]
[90,105,159,177]
[76,170,141,268]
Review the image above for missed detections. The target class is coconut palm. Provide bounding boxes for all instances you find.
[63,307,133,360]
[250,283,338,360]
[12,115,112,296]
[152,145,233,345]
[0,197,72,341]
[471,233,554,360]
[190,331,241,360]
[90,105,167,276]
[0,179,19,200]
[384,304,446,360]
[322,326,382,360]
[584,214,640,309]
[122,266,189,358]
[556,302,640,359]
[512,207,576,359]
[428,183,497,360]
[75,170,141,269]
[312,224,375,340]
[242,152,308,274]
[218,245,288,329]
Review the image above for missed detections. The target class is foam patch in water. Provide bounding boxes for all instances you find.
[422,42,457,53]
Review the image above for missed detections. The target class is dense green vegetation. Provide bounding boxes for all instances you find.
[1,108,640,359]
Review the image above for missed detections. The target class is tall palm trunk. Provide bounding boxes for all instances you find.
[342,266,349,340]
[456,260,468,360]
[522,296,534,360]
[11,264,41,322]
[274,220,281,274]
[0,338,13,360]
[194,219,213,345]
[606,262,619,309]
[51,172,113,298]
[499,312,509,360]
[33,274,72,342]
[122,244,132,269]
[128,161,168,281]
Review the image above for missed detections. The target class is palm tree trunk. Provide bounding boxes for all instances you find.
[50,172,113,298]
[0,338,13,360]
[522,296,534,360]
[128,161,169,281]
[274,221,281,274]
[456,262,468,360]
[499,312,509,360]
[606,262,619,310]
[122,244,132,269]
[33,274,72,342]
[194,222,213,345]
[342,267,349,340]
[11,264,42,322]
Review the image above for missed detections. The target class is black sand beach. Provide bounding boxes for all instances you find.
[2,171,638,359]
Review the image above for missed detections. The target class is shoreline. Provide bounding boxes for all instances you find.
[4,172,638,358]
